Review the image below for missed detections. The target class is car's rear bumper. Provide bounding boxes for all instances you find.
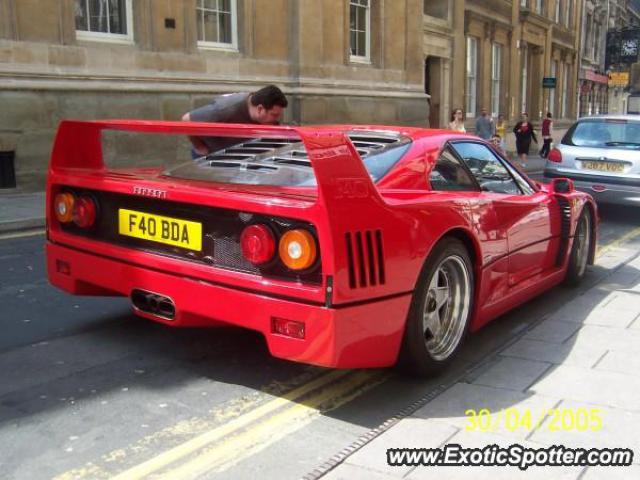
[544,169,640,206]
[47,241,411,369]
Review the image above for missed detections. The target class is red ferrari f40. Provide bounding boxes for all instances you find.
[46,121,597,375]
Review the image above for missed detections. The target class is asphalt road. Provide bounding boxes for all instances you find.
[0,204,638,480]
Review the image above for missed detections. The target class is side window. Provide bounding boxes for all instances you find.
[451,142,522,195]
[429,148,478,191]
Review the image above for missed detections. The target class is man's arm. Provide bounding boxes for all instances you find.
[182,112,210,156]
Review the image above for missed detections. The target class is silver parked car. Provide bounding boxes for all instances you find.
[544,115,640,206]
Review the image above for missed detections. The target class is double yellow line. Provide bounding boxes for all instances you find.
[56,369,388,480]
[53,225,640,480]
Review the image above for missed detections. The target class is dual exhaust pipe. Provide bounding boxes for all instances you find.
[131,289,176,320]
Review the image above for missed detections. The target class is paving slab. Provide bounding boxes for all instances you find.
[593,350,640,377]
[567,324,640,353]
[412,383,559,442]
[322,462,401,480]
[528,365,640,412]
[582,464,640,479]
[405,430,583,480]
[343,418,458,477]
[523,319,582,344]
[471,357,552,392]
[529,399,640,465]
[500,338,607,368]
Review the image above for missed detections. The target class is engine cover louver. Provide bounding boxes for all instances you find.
[345,230,385,289]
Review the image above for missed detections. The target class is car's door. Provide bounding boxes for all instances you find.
[450,141,560,287]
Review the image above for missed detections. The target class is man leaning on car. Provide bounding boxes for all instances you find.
[182,84,288,158]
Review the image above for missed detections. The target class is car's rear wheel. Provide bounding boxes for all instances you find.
[565,209,592,286]
[399,238,474,376]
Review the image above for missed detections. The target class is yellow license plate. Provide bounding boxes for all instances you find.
[118,209,202,251]
[581,161,625,173]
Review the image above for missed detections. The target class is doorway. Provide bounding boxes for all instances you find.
[425,56,442,128]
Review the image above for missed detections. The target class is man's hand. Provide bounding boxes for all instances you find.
[182,112,210,156]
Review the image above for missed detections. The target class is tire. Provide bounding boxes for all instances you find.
[399,238,474,377]
[564,209,592,287]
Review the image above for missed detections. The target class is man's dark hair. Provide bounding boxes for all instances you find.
[250,85,288,109]
[546,112,552,118]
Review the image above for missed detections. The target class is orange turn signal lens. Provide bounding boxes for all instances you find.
[54,193,75,223]
[279,229,317,270]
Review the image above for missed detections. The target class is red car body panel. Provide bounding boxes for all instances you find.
[46,120,598,368]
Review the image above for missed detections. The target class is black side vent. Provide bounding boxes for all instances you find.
[345,230,385,289]
[555,197,572,267]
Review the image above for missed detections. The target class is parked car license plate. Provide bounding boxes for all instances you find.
[118,208,202,251]
[581,161,625,173]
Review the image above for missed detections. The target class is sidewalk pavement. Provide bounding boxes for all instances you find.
[320,235,640,479]
[0,156,548,235]
[0,191,45,234]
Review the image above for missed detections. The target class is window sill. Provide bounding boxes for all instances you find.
[197,42,239,53]
[76,31,134,45]
[349,55,372,65]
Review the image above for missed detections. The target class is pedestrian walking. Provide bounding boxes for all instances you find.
[513,112,537,168]
[539,112,554,158]
[448,108,466,133]
[475,108,494,140]
[182,85,288,157]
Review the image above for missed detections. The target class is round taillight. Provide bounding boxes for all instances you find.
[279,229,317,271]
[54,193,75,223]
[72,195,97,228]
[548,148,562,163]
[240,224,276,265]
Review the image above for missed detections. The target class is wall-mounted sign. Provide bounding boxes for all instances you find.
[542,77,557,88]
[608,71,630,87]
[585,70,609,84]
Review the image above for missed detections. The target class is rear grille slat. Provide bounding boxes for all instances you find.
[345,229,385,289]
[366,231,377,286]
[355,231,368,288]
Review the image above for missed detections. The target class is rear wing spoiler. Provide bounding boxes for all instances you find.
[50,119,385,207]
[50,120,396,303]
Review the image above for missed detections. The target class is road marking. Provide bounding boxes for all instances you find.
[160,370,389,479]
[53,222,640,480]
[596,226,640,258]
[0,228,45,240]
[55,369,355,480]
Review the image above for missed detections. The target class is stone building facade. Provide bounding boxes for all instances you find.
[0,0,427,191]
[422,0,582,140]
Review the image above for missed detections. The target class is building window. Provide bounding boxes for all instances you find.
[555,0,561,23]
[350,0,371,62]
[562,63,570,117]
[196,0,238,50]
[521,47,528,114]
[423,0,448,20]
[75,0,133,43]
[549,60,558,114]
[534,0,543,15]
[491,43,502,117]
[565,0,572,28]
[466,37,478,117]
[584,14,592,57]
[591,23,600,63]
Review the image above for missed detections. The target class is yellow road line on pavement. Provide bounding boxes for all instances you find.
[596,226,640,258]
[105,369,356,480]
[161,370,389,479]
[54,222,640,480]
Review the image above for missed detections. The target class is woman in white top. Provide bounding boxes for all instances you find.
[448,108,466,133]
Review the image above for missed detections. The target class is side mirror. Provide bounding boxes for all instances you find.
[550,178,574,194]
